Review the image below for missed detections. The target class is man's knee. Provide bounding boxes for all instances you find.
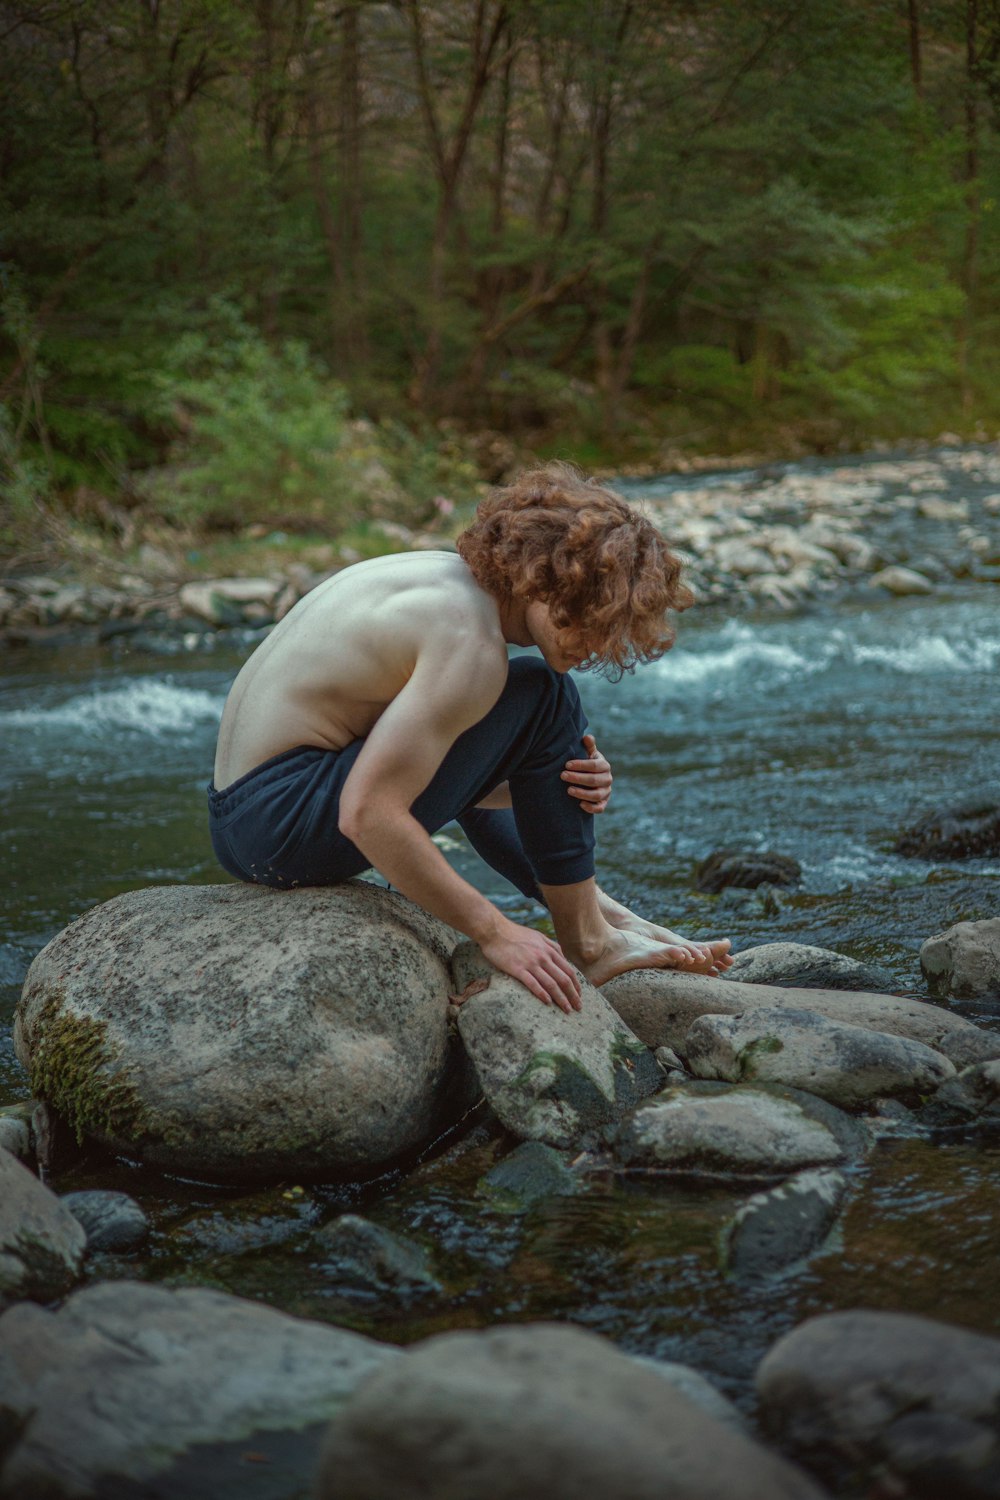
[507,653,582,713]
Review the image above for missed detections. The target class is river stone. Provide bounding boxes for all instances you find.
[917,1059,1000,1127]
[315,1213,440,1297]
[683,1007,955,1108]
[894,799,1000,859]
[632,1356,747,1432]
[614,1083,844,1177]
[601,970,1000,1070]
[694,848,802,893]
[756,1310,1000,1497]
[721,1168,848,1279]
[0,1280,394,1498]
[920,917,1000,1000]
[0,1148,86,1309]
[479,1140,580,1212]
[61,1189,150,1253]
[726,942,896,993]
[0,1104,33,1165]
[315,1323,829,1500]
[450,942,661,1149]
[870,564,935,595]
[14,881,474,1182]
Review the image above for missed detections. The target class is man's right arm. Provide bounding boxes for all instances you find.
[337,634,582,1012]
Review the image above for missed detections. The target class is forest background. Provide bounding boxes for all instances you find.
[2,0,999,568]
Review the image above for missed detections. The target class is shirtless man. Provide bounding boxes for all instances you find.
[209,463,731,1013]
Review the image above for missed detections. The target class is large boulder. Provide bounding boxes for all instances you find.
[602,970,1000,1070]
[756,1310,1000,1497]
[315,1323,829,1500]
[0,1147,85,1309]
[683,1007,955,1108]
[15,882,473,1182]
[0,1281,394,1498]
[451,942,661,1149]
[920,917,1000,1000]
[726,942,896,993]
[894,799,1000,860]
[613,1083,848,1178]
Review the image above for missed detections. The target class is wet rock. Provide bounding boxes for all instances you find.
[0,1280,394,1498]
[178,577,280,626]
[683,1007,954,1108]
[894,799,1000,859]
[451,942,661,1150]
[480,1140,579,1212]
[316,1214,440,1297]
[0,1147,85,1309]
[0,1104,33,1165]
[61,1189,149,1253]
[756,1309,1000,1498]
[916,1059,1000,1128]
[602,970,1000,1069]
[721,1168,848,1278]
[614,1082,844,1178]
[15,881,475,1182]
[920,917,1000,1000]
[316,1323,829,1500]
[727,942,896,993]
[694,849,802,894]
[654,1044,686,1076]
[870,564,935,595]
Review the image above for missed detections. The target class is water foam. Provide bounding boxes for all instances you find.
[1,679,223,737]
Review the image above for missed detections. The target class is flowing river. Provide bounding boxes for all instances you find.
[2,450,998,1409]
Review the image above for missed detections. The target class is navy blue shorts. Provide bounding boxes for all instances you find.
[208,655,596,897]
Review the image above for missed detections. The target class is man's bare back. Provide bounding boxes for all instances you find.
[215,551,506,790]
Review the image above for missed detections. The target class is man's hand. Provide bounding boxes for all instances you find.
[561,732,612,815]
[474,918,583,1013]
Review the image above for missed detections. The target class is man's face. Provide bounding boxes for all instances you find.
[524,600,594,674]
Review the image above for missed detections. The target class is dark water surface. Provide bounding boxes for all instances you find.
[2,466,999,1410]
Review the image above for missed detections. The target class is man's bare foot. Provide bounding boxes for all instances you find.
[596,890,733,976]
[568,927,730,989]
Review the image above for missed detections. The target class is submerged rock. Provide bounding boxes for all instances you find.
[694,848,802,894]
[916,1059,1000,1127]
[316,1214,440,1298]
[721,1168,848,1279]
[894,799,1000,860]
[726,942,896,994]
[0,1148,86,1309]
[480,1140,580,1212]
[61,1190,149,1254]
[683,1007,954,1108]
[15,882,474,1182]
[920,917,1000,1000]
[602,970,1000,1070]
[0,1280,394,1498]
[315,1323,829,1500]
[451,942,660,1150]
[756,1310,1000,1497]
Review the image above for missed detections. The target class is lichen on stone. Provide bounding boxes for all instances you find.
[25,991,150,1146]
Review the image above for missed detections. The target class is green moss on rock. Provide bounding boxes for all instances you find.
[27,993,150,1146]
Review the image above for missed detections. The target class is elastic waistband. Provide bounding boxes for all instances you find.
[208,744,331,807]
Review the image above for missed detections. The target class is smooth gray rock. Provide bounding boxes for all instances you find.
[451,942,661,1149]
[15,882,474,1182]
[921,917,1000,1000]
[894,799,1000,859]
[0,1280,394,1498]
[601,970,1000,1069]
[480,1140,579,1212]
[727,942,896,994]
[694,849,802,893]
[0,1104,33,1165]
[756,1310,1000,1497]
[61,1189,150,1253]
[683,1007,955,1108]
[614,1083,844,1178]
[917,1059,1000,1127]
[870,564,934,595]
[315,1323,829,1500]
[315,1214,440,1297]
[721,1168,848,1278]
[0,1147,85,1309]
[631,1356,747,1432]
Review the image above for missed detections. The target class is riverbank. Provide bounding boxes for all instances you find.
[3,441,999,653]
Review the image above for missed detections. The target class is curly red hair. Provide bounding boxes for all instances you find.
[457,462,693,677]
